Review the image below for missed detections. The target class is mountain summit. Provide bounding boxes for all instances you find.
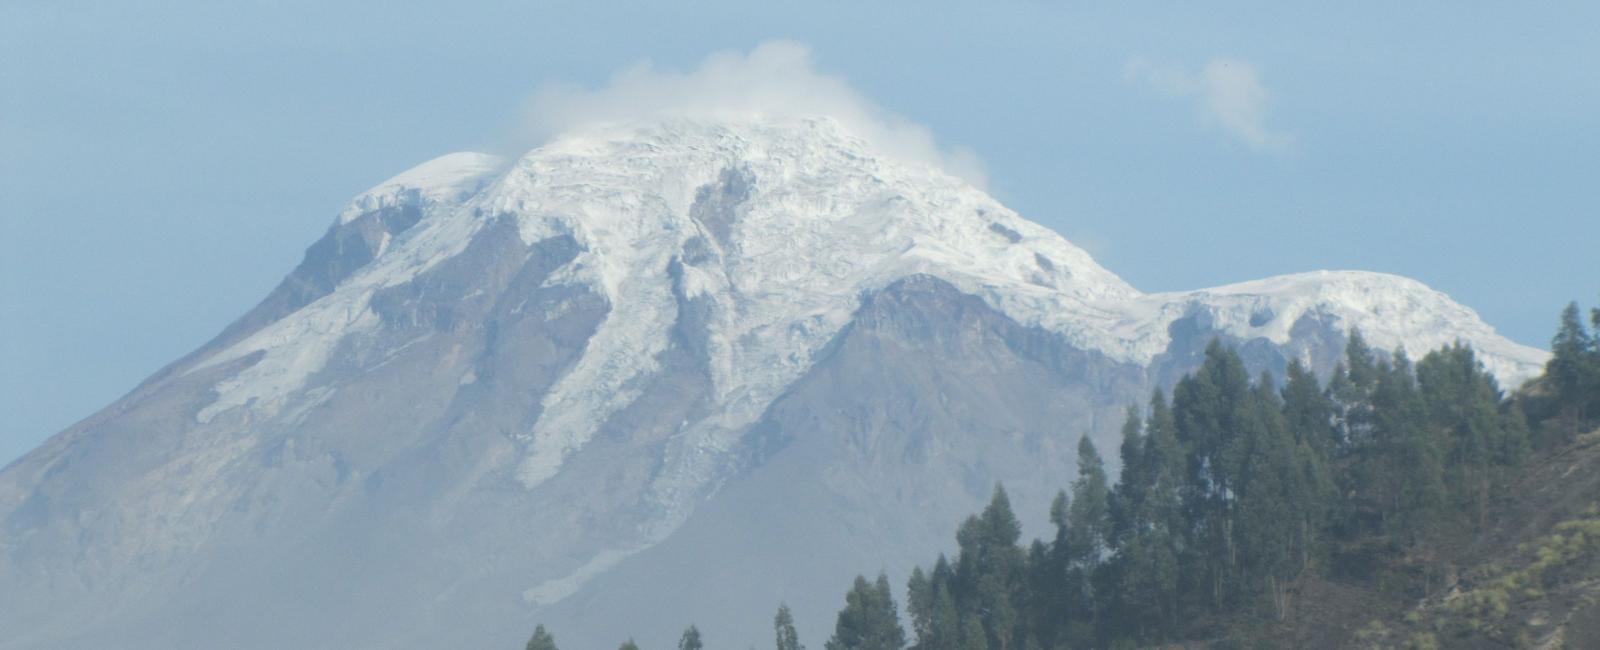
[0,115,1546,649]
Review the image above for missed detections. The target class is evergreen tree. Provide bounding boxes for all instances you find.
[825,574,906,650]
[526,624,559,650]
[959,612,989,650]
[1279,360,1335,571]
[1061,436,1110,634]
[1329,330,1381,454]
[906,568,933,648]
[1548,302,1597,428]
[1118,390,1186,638]
[1172,340,1252,609]
[928,577,960,650]
[776,603,804,650]
[954,486,1025,650]
[1233,375,1304,618]
[1372,352,1445,540]
[678,625,703,650]
[1283,359,1337,459]
[619,640,641,650]
[1418,343,1518,527]
[1111,406,1146,548]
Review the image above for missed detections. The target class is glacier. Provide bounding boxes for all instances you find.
[0,114,1547,650]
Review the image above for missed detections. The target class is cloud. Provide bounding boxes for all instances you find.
[1125,56,1293,153]
[511,40,986,187]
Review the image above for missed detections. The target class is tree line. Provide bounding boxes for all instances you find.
[526,297,1600,650]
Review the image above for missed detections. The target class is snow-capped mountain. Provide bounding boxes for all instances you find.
[0,116,1547,649]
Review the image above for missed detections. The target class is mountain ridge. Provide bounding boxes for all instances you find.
[0,114,1550,649]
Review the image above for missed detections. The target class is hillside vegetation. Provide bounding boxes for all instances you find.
[523,298,1600,650]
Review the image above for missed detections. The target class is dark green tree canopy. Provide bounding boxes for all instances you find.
[825,574,905,650]
[776,603,804,650]
[678,625,703,650]
[525,624,558,650]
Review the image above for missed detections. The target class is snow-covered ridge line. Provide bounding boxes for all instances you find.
[185,114,1547,462]
[1148,270,1548,387]
[337,151,506,224]
[189,152,513,422]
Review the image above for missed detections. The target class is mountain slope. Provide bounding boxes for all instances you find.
[0,116,1547,649]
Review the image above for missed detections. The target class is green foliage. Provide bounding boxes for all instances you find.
[1547,301,1600,430]
[525,624,558,650]
[619,639,640,650]
[678,625,703,650]
[821,300,1600,648]
[825,574,905,650]
[776,603,804,650]
[1435,504,1600,641]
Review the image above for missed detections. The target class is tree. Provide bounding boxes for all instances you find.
[679,625,703,650]
[1283,359,1337,459]
[619,640,641,650]
[906,568,933,648]
[1548,302,1597,429]
[526,624,559,650]
[1329,330,1381,454]
[1062,436,1110,632]
[1233,375,1304,619]
[826,574,906,650]
[1279,360,1335,570]
[1172,340,1253,609]
[1111,406,1147,548]
[1418,343,1520,528]
[776,603,804,650]
[1370,352,1445,540]
[1113,389,1186,639]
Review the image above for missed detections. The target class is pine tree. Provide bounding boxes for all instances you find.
[1233,375,1303,618]
[1279,360,1335,571]
[776,603,804,650]
[1329,329,1381,454]
[1062,436,1110,633]
[1127,390,1186,637]
[1548,302,1596,428]
[678,625,703,650]
[1283,359,1337,459]
[928,576,960,650]
[825,574,906,650]
[526,624,559,650]
[1418,343,1517,528]
[1111,407,1146,549]
[1373,352,1445,540]
[1172,340,1252,609]
[952,486,1025,650]
[906,568,933,648]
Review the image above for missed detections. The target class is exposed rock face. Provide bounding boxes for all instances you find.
[0,117,1548,649]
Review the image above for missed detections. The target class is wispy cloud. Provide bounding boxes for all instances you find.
[1125,56,1293,153]
[511,40,986,187]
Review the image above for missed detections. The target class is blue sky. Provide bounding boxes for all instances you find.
[3,1,1597,467]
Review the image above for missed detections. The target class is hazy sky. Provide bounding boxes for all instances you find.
[3,1,1597,467]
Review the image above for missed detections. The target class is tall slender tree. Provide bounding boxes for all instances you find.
[1548,302,1597,428]
[1172,340,1252,608]
[776,603,804,650]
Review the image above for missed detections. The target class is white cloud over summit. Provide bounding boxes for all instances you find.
[1126,56,1294,153]
[513,40,987,187]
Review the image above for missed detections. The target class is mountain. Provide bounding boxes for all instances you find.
[0,116,1547,649]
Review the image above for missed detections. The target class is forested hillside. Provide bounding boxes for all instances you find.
[525,297,1600,650]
